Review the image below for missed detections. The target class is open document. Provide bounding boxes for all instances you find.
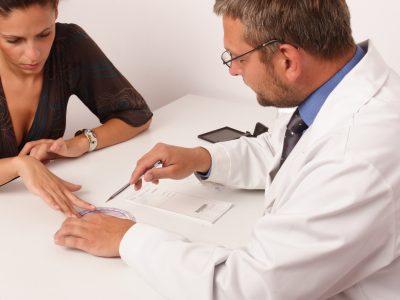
[124,184,233,224]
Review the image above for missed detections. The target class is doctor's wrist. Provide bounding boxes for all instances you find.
[193,147,212,174]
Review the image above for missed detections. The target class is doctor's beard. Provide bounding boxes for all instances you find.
[256,64,303,108]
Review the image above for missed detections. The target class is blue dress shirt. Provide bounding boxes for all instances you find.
[299,46,365,126]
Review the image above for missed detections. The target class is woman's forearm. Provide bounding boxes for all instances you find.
[66,118,152,154]
[94,118,152,149]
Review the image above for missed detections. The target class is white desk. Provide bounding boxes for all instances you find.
[0,95,276,300]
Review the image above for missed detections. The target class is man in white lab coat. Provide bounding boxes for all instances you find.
[55,0,400,299]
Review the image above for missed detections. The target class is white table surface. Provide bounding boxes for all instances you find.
[0,94,276,300]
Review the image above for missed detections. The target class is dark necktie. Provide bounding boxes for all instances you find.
[279,108,308,168]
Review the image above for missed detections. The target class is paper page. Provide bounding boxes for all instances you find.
[124,185,233,224]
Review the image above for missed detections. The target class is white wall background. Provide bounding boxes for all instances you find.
[59,0,400,136]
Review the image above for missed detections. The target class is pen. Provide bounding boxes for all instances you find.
[105,160,162,202]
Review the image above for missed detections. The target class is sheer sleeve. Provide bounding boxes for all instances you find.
[60,23,152,127]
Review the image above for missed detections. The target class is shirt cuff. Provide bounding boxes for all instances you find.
[195,166,212,180]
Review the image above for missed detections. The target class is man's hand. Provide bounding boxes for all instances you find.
[130,143,212,190]
[54,214,135,257]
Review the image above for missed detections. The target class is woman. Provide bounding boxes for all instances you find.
[0,0,153,216]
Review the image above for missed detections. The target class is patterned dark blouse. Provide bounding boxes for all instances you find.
[0,23,153,159]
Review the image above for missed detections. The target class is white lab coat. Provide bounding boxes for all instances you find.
[120,41,400,300]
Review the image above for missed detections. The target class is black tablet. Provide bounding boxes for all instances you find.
[198,126,246,143]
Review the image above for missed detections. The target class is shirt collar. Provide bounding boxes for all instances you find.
[299,46,365,126]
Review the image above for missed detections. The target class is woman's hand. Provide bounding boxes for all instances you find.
[19,137,89,162]
[14,156,95,217]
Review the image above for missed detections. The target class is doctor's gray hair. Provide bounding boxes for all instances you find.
[0,0,57,16]
[214,0,355,60]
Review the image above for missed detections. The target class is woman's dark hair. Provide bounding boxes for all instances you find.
[0,0,57,16]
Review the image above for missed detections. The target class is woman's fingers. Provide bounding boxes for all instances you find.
[60,178,82,192]
[16,156,94,217]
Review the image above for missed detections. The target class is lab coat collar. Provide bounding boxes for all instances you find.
[303,40,390,145]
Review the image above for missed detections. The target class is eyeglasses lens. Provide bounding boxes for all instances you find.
[221,50,232,67]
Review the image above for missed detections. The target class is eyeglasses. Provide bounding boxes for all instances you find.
[221,39,282,68]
